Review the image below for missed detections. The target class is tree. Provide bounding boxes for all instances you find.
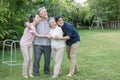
[88,0,120,21]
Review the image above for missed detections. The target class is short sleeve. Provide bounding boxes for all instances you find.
[57,27,63,37]
[27,25,36,33]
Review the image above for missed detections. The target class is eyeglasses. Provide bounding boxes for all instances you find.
[57,18,63,22]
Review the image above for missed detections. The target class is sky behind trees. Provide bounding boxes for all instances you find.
[74,0,87,4]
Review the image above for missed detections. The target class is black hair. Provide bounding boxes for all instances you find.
[55,16,62,22]
[29,14,36,23]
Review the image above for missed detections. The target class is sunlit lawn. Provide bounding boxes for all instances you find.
[1,29,120,80]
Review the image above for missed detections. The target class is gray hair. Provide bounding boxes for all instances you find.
[48,17,55,25]
[37,7,46,14]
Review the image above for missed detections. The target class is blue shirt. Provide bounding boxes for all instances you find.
[62,22,80,45]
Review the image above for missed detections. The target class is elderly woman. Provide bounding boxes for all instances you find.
[48,17,65,79]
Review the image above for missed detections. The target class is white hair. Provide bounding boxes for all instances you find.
[37,7,46,14]
[48,17,55,25]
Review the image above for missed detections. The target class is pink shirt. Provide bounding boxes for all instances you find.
[20,23,36,46]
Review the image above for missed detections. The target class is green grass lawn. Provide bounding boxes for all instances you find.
[1,30,120,80]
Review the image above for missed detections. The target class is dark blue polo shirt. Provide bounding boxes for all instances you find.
[62,22,80,45]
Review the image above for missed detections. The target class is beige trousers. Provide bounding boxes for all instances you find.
[52,47,64,76]
[20,45,33,76]
[66,41,80,75]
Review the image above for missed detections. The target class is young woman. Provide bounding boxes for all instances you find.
[20,14,46,79]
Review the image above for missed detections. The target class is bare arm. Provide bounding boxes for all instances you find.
[54,35,70,40]
[25,22,32,30]
[26,23,48,38]
[31,32,48,38]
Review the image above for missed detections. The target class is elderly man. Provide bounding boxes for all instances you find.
[33,7,51,77]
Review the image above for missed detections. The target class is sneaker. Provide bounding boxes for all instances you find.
[29,74,34,77]
[45,72,50,75]
[22,75,28,79]
[51,75,58,79]
[67,73,72,77]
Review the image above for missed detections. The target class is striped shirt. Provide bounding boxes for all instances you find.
[34,20,51,46]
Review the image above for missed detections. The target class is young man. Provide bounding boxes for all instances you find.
[55,16,80,77]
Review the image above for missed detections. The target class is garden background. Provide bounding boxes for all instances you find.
[0,0,120,80]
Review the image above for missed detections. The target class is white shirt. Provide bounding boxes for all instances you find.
[49,26,65,48]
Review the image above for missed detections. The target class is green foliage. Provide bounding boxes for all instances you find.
[88,0,120,21]
[0,0,120,49]
[0,0,44,41]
